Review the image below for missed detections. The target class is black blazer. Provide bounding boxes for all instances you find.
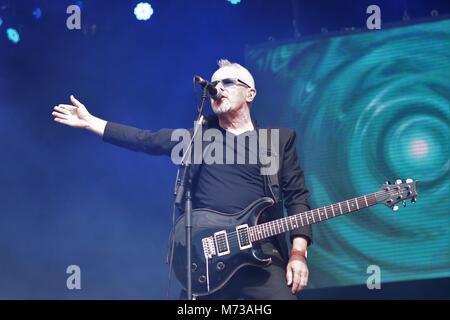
[103,115,312,262]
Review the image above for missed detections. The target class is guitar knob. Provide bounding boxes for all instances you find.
[192,263,198,272]
[406,178,413,183]
[385,181,391,185]
[411,197,417,204]
[402,200,407,207]
[392,205,399,212]
[216,261,225,271]
[395,179,402,185]
[198,275,206,283]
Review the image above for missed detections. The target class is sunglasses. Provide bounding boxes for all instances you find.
[210,78,252,88]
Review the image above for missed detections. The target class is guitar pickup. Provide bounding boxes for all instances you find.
[236,224,252,250]
[214,230,230,256]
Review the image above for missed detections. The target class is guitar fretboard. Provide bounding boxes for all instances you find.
[249,193,378,242]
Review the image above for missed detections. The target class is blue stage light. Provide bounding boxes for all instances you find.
[6,28,20,44]
[134,2,154,21]
[0,17,3,27]
[227,0,242,4]
[32,7,42,20]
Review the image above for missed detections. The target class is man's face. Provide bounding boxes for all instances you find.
[210,66,253,115]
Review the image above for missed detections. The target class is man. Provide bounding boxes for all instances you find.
[52,59,312,299]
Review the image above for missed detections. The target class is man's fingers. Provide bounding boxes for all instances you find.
[291,271,301,294]
[289,269,309,294]
[292,281,299,294]
[52,111,69,120]
[70,95,83,108]
[54,117,70,125]
[54,106,72,115]
[300,270,309,287]
[292,271,309,294]
[57,104,77,111]
[286,268,293,286]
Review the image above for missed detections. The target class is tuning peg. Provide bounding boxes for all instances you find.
[402,200,406,207]
[392,205,399,212]
[406,178,413,183]
[395,179,402,185]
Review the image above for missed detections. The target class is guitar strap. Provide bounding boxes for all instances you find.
[258,128,291,262]
[261,128,282,203]
[267,129,282,203]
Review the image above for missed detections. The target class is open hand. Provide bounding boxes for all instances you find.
[52,95,92,129]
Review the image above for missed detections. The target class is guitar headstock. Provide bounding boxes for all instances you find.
[376,178,418,212]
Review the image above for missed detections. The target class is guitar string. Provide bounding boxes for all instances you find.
[210,188,414,249]
[226,188,413,246]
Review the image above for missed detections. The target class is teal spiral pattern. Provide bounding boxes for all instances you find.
[247,19,450,287]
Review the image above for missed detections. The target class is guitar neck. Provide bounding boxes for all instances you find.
[249,192,379,242]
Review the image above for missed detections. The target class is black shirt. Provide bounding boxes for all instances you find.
[191,128,266,213]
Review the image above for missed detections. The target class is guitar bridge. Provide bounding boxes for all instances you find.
[202,237,216,259]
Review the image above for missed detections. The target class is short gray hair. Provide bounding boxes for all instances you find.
[217,58,240,68]
[216,58,255,88]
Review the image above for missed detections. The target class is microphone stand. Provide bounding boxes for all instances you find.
[174,85,207,300]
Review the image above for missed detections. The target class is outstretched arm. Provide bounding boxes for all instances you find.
[52,95,107,137]
[53,95,179,157]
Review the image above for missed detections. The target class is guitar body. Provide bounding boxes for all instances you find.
[172,197,275,296]
[170,179,418,297]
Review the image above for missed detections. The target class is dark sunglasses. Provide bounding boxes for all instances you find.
[210,78,252,88]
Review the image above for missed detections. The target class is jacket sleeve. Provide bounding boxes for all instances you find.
[281,129,313,245]
[102,121,178,156]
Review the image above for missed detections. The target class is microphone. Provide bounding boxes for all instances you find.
[194,75,222,100]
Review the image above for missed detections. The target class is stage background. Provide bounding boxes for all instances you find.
[246,18,450,289]
[0,1,448,299]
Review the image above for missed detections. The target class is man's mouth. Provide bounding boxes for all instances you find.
[214,97,227,105]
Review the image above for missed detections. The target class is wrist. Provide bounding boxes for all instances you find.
[290,247,308,260]
[87,115,107,136]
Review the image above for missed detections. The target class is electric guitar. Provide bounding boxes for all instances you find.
[171,179,418,296]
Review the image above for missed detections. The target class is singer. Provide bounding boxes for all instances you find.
[52,59,312,300]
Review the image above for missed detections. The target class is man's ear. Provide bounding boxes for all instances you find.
[246,88,257,103]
